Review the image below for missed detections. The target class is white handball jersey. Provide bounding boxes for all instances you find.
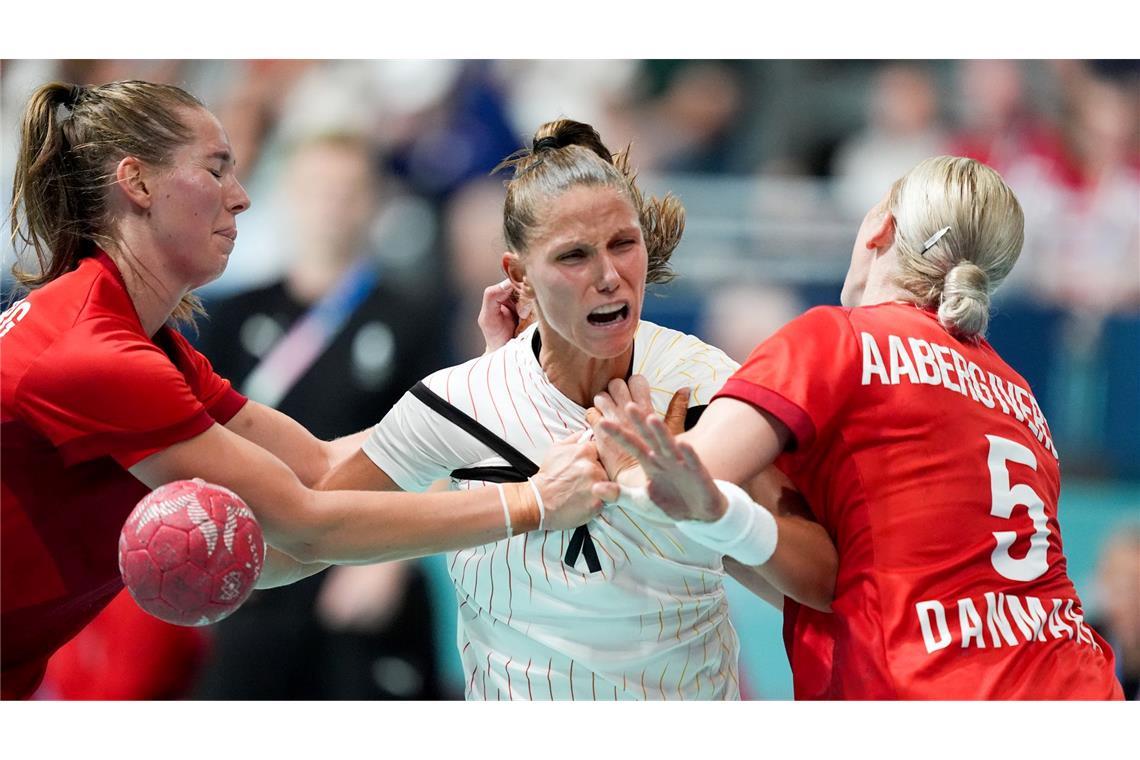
[364,321,742,700]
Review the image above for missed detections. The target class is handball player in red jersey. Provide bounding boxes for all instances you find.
[593,156,1123,699]
[0,80,606,699]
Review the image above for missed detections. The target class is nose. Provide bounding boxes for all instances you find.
[595,252,620,293]
[227,177,252,214]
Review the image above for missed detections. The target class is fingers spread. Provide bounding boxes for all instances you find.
[597,419,653,462]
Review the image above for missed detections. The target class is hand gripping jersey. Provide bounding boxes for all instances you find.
[364,321,742,700]
[715,303,1122,699]
[0,252,246,699]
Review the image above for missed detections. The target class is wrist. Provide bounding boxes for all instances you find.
[698,490,729,523]
[676,480,777,565]
[504,482,541,533]
[614,464,645,489]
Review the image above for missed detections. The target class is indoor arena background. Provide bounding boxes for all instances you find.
[2,59,1137,700]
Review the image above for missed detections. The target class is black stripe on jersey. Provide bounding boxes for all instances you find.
[409,381,538,477]
[409,381,603,574]
[451,465,533,483]
[684,404,708,431]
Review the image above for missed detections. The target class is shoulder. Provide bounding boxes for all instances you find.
[793,304,858,334]
[28,322,173,393]
[634,320,738,405]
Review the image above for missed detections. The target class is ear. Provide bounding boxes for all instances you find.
[865,210,896,255]
[114,156,153,210]
[502,251,530,295]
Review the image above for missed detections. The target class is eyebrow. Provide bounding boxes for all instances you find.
[207,150,236,168]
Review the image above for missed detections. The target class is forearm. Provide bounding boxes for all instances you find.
[131,423,540,568]
[288,483,540,565]
[225,401,331,486]
[256,545,330,589]
[722,557,783,610]
[735,514,835,611]
[733,468,836,611]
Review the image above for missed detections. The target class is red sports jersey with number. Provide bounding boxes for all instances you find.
[0,251,246,700]
[715,302,1122,699]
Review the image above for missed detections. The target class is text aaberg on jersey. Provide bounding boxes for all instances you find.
[858,331,1059,460]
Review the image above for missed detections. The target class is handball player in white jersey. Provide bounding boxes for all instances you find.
[321,120,836,700]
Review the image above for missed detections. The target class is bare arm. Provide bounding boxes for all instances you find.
[593,380,837,611]
[252,449,407,590]
[224,401,371,487]
[128,423,604,570]
[725,467,835,611]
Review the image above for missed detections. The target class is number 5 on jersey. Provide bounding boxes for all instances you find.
[987,434,1049,582]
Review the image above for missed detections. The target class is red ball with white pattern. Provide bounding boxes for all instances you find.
[118,478,264,626]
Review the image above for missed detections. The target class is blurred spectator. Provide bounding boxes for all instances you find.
[495,59,643,151]
[637,61,746,173]
[947,59,1077,188]
[697,283,805,363]
[1023,67,1140,314]
[438,177,509,360]
[1089,525,1140,699]
[35,590,208,700]
[386,61,519,203]
[833,63,948,218]
[191,133,450,700]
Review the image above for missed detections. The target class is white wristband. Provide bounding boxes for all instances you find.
[496,483,513,538]
[527,479,546,531]
[675,479,778,566]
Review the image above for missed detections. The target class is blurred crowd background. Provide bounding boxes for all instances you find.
[2,59,1137,700]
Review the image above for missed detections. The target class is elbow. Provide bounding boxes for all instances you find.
[260,490,328,564]
[273,537,323,565]
[803,553,838,613]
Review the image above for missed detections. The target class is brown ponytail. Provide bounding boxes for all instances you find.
[494,118,683,285]
[9,80,205,323]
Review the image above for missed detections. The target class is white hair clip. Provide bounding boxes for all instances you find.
[922,226,952,253]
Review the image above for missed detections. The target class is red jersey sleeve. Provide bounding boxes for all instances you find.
[713,306,860,450]
[159,327,247,424]
[15,326,244,469]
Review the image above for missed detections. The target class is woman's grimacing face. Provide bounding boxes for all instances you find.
[144,107,251,289]
[517,184,647,360]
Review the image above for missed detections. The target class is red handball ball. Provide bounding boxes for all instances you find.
[118,478,264,626]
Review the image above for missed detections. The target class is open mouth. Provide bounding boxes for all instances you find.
[587,303,630,326]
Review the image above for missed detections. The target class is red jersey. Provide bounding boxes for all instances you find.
[715,303,1122,699]
[0,252,246,699]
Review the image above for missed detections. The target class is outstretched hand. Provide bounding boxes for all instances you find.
[589,376,726,523]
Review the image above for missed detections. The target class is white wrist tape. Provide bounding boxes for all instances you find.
[675,480,778,566]
[526,478,546,531]
[496,483,513,538]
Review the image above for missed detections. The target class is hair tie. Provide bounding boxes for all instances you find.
[532,135,561,153]
[921,226,951,254]
[60,84,85,111]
